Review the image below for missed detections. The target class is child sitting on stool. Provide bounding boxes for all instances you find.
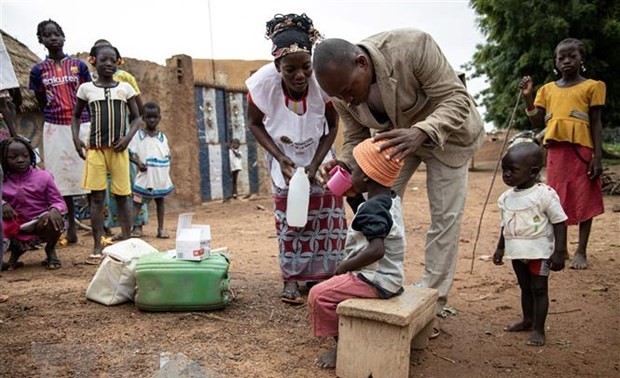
[308,137,406,369]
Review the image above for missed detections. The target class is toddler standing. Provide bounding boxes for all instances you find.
[128,102,174,238]
[228,138,242,200]
[493,142,568,346]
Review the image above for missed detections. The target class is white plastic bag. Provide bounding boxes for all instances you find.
[86,238,159,305]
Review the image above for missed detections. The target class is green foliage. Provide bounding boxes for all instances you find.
[467,0,620,129]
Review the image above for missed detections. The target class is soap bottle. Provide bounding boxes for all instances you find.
[286,167,310,227]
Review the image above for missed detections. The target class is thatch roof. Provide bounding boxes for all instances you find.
[1,29,42,113]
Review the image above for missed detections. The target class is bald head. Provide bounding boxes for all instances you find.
[313,38,360,76]
[312,38,373,105]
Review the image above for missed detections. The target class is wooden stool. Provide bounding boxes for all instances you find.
[336,287,438,378]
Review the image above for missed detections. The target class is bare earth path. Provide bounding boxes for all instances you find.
[1,164,619,377]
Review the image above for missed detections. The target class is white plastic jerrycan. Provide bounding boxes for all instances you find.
[286,167,310,227]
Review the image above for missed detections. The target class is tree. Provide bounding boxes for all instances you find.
[466,0,620,130]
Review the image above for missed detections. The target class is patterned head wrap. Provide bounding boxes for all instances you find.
[265,13,322,59]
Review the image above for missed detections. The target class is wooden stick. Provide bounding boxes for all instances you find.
[190,312,240,323]
[469,92,522,274]
[548,308,581,315]
[432,351,456,364]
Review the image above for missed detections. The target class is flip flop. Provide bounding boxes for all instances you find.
[156,230,170,239]
[0,294,8,303]
[85,253,105,265]
[41,257,62,270]
[281,288,304,305]
[131,227,144,238]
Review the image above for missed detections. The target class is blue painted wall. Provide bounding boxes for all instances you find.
[194,85,260,201]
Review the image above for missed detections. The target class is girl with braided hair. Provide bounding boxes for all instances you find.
[247,13,346,305]
[29,19,91,245]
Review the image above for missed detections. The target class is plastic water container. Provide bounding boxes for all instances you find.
[286,167,310,227]
[135,252,230,311]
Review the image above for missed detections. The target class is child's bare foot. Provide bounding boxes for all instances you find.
[504,321,532,332]
[316,347,337,369]
[526,330,545,346]
[569,252,587,269]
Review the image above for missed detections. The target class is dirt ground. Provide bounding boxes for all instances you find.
[1,156,619,377]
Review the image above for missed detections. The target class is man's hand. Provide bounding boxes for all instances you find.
[372,128,428,162]
[138,162,148,172]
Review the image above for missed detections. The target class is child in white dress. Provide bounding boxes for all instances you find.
[128,102,174,238]
[228,138,242,200]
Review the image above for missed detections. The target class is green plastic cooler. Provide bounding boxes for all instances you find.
[135,252,230,311]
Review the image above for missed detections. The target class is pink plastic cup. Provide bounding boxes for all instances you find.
[327,166,352,196]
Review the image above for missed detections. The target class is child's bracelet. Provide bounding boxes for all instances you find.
[525,107,538,117]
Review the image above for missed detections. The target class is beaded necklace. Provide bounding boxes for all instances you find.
[283,84,308,116]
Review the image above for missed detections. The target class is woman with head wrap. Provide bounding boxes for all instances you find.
[246,13,346,305]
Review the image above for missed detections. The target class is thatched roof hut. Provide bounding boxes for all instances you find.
[1,29,41,113]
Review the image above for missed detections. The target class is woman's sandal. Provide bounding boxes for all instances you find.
[281,285,304,305]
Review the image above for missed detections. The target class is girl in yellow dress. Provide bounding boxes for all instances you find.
[519,38,605,270]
